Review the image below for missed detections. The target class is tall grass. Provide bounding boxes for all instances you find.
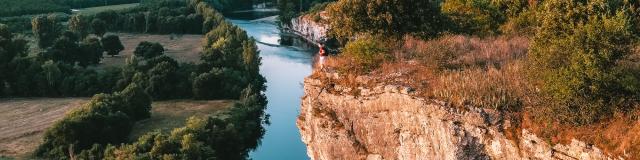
[400,35,532,111]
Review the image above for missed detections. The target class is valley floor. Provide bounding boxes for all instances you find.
[0,98,232,158]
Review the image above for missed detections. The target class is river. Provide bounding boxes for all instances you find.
[230,18,316,160]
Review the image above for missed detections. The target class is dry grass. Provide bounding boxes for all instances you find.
[524,110,640,158]
[0,98,232,159]
[100,33,203,67]
[0,98,89,159]
[320,34,640,157]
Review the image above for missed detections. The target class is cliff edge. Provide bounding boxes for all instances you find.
[297,73,622,160]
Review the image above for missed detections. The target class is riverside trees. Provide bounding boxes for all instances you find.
[28,0,267,159]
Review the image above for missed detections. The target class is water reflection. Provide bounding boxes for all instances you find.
[230,18,315,160]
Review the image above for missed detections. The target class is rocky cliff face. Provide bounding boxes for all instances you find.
[297,75,622,160]
[289,12,329,43]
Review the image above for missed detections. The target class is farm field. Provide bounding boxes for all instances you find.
[0,98,232,158]
[100,33,204,67]
[73,3,139,15]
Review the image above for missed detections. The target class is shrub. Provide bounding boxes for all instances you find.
[341,37,392,72]
[326,0,445,40]
[528,0,639,125]
[101,35,124,57]
[441,0,506,36]
[134,41,165,59]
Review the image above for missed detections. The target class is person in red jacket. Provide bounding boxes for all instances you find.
[318,43,327,56]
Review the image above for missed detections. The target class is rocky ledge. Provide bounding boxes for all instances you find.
[297,75,622,160]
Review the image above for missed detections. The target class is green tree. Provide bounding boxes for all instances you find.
[134,41,165,59]
[119,83,152,120]
[91,19,107,38]
[327,0,445,40]
[69,15,90,40]
[101,35,125,57]
[0,24,28,96]
[79,37,104,66]
[41,60,62,96]
[441,0,506,36]
[146,61,179,100]
[528,0,639,125]
[32,15,62,48]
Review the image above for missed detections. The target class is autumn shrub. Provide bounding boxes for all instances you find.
[403,35,528,71]
[528,0,639,125]
[341,37,392,72]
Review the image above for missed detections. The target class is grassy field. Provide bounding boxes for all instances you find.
[129,100,233,140]
[0,98,88,159]
[100,33,204,67]
[0,98,232,158]
[73,3,139,15]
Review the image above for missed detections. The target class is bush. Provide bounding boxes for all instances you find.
[441,0,505,36]
[101,35,124,56]
[326,0,445,40]
[528,0,639,125]
[341,37,392,72]
[134,41,164,59]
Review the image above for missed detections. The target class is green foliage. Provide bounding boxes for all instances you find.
[36,83,152,159]
[104,86,266,160]
[69,15,91,40]
[277,0,335,24]
[79,37,104,65]
[0,24,28,96]
[134,41,165,59]
[528,0,639,125]
[441,0,505,36]
[342,37,391,72]
[0,0,70,17]
[327,0,445,40]
[32,15,62,48]
[91,19,107,37]
[84,2,204,34]
[101,35,124,56]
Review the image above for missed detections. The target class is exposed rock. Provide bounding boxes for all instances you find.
[298,77,623,160]
[289,12,329,43]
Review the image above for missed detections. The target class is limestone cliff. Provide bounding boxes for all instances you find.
[297,75,622,160]
[289,12,329,43]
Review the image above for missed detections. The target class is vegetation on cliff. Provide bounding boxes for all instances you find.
[310,0,639,157]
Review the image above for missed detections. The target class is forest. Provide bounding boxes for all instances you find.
[1,0,268,159]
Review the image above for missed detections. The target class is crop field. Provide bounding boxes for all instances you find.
[100,33,204,67]
[73,3,139,15]
[0,98,232,158]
